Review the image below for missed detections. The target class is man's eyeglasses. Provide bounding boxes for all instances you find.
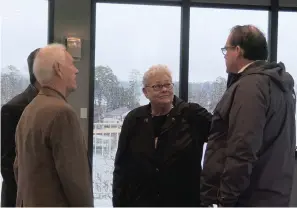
[145,83,174,91]
[221,46,235,55]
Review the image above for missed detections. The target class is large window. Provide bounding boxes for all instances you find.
[0,0,48,203]
[189,8,269,163]
[278,11,297,148]
[1,0,48,105]
[189,8,269,112]
[93,3,181,206]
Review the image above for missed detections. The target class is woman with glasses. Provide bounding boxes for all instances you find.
[112,64,212,207]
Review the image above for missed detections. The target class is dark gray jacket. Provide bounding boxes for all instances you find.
[1,84,38,207]
[201,61,296,207]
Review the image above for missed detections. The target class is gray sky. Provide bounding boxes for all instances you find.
[1,2,296,80]
[278,11,297,80]
[0,0,48,76]
[95,4,181,82]
[95,3,297,83]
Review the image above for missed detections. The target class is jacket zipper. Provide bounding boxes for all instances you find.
[154,117,175,149]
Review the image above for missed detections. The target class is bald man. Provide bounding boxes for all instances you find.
[14,43,93,207]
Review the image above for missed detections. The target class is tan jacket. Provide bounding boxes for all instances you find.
[14,87,93,207]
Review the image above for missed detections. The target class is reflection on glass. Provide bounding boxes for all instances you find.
[93,3,181,206]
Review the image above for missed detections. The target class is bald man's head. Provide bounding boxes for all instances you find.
[33,43,67,84]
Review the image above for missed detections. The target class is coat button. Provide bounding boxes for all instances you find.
[172,117,175,121]
[156,168,159,172]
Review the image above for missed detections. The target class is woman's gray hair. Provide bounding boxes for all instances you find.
[142,64,172,86]
[33,43,67,84]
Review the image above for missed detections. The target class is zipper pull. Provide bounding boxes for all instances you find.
[154,137,158,149]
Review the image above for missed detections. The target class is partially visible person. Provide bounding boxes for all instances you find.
[14,43,93,207]
[200,25,296,207]
[112,64,212,207]
[1,48,40,207]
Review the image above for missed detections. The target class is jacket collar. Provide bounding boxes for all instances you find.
[24,84,39,103]
[241,60,267,76]
[133,95,185,118]
[237,61,257,73]
[38,86,67,102]
[227,60,267,88]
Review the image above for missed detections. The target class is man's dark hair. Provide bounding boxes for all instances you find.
[229,25,268,61]
[27,48,40,84]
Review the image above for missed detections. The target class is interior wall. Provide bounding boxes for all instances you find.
[53,0,92,146]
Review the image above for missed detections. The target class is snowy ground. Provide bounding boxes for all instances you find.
[93,152,115,207]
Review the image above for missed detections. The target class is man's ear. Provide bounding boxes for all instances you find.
[236,46,244,57]
[142,87,149,99]
[53,62,63,78]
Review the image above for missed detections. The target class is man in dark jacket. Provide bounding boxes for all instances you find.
[200,25,296,207]
[1,48,40,207]
[113,64,212,207]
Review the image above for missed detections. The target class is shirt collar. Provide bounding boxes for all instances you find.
[238,61,257,73]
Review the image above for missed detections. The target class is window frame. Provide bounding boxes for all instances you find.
[88,0,297,188]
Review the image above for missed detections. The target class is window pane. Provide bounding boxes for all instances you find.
[1,0,48,105]
[189,8,268,111]
[189,8,268,164]
[278,11,297,148]
[93,3,181,206]
[0,0,48,203]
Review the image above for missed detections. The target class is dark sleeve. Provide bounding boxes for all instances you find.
[1,105,19,206]
[112,112,134,207]
[1,105,19,181]
[50,108,94,207]
[189,103,212,143]
[218,77,268,206]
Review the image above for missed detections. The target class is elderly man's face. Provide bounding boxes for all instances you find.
[59,51,79,93]
[143,72,174,105]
